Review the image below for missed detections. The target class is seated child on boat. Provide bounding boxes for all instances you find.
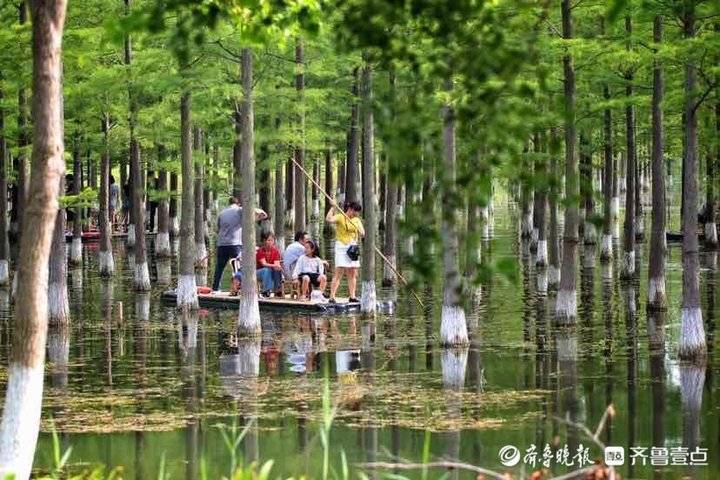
[292,240,327,300]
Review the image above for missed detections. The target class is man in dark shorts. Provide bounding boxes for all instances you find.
[211,196,267,292]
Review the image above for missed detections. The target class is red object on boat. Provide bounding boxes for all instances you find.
[196,286,212,294]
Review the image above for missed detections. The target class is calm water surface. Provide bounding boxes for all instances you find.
[1,202,717,479]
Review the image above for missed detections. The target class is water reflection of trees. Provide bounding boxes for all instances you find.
[218,335,262,471]
[647,309,665,480]
[440,346,467,480]
[601,262,616,445]
[622,281,638,479]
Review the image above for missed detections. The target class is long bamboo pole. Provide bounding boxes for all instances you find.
[291,156,425,308]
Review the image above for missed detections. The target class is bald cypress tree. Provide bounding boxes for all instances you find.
[98,113,114,276]
[176,84,197,309]
[360,59,377,314]
[678,1,706,361]
[556,0,579,323]
[440,75,468,346]
[0,0,68,474]
[237,47,261,335]
[621,15,637,279]
[0,78,9,286]
[648,15,666,310]
[293,38,306,232]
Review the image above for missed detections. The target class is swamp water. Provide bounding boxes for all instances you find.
[1,204,717,479]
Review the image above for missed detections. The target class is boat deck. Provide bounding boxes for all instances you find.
[161,290,360,312]
[65,231,157,242]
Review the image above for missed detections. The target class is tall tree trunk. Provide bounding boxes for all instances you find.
[648,15,666,310]
[324,148,333,216]
[203,142,211,235]
[177,87,197,310]
[705,118,717,245]
[612,151,619,229]
[440,75,468,346]
[635,152,644,239]
[98,113,114,276]
[465,189,481,288]
[621,15,637,279]
[0,1,67,475]
[232,106,241,199]
[131,138,149,290]
[679,3,706,361]
[548,129,560,290]
[285,153,293,222]
[580,132,596,244]
[293,38,306,231]
[238,47,261,336]
[274,162,284,247]
[68,137,82,266]
[311,158,320,220]
[535,133,548,268]
[0,78,9,285]
[48,174,68,324]
[155,144,171,257]
[556,0,579,324]
[520,145,533,239]
[345,68,360,204]
[378,170,386,229]
[127,11,148,292]
[124,0,136,248]
[360,60,377,314]
[11,2,29,240]
[169,171,178,238]
[382,176,398,286]
[530,134,542,253]
[600,83,614,261]
[193,128,207,270]
[259,147,271,223]
[337,152,346,197]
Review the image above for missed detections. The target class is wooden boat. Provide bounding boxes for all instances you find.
[64,230,157,243]
[665,230,706,243]
[161,289,361,312]
[666,231,683,242]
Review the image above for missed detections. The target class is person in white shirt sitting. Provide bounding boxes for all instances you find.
[292,240,327,300]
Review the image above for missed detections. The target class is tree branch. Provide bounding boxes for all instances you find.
[692,81,718,114]
[214,39,241,60]
[262,49,302,65]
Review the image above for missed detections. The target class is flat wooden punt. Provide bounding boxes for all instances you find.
[64,231,157,243]
[161,290,360,313]
[665,230,705,243]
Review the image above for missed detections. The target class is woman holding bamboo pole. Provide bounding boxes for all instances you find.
[326,201,364,303]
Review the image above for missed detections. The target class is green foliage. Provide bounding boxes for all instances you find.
[61,188,98,209]
[2,0,719,289]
